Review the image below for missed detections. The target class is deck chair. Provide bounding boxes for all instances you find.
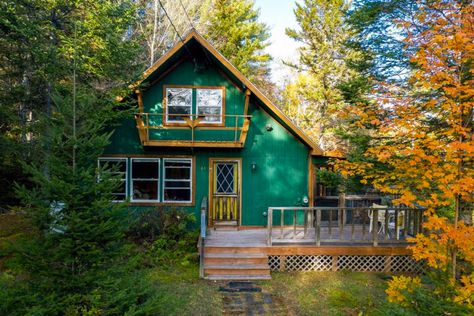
[368,203,387,234]
[387,210,405,240]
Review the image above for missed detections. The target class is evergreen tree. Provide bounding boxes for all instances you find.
[0,0,143,206]
[283,0,363,154]
[200,0,272,87]
[0,1,142,313]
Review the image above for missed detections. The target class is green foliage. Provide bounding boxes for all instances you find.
[316,169,343,189]
[283,0,365,152]
[201,0,271,83]
[0,0,143,206]
[394,271,473,315]
[127,207,198,267]
[348,0,419,82]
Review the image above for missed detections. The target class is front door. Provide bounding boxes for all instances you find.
[209,159,241,226]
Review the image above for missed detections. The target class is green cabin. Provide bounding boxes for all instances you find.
[102,30,327,228]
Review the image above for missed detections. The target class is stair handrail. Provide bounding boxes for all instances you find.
[199,196,208,278]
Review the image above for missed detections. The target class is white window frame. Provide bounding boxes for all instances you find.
[165,87,192,124]
[196,88,224,124]
[162,158,193,203]
[97,157,128,202]
[130,158,160,203]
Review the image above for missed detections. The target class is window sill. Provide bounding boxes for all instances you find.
[127,201,195,207]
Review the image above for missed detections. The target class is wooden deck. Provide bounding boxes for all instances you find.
[201,228,412,280]
[205,228,411,254]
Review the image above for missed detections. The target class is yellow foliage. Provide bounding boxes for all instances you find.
[386,276,422,305]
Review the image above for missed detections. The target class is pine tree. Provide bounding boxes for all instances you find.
[0,1,142,313]
[284,0,362,154]
[200,0,272,86]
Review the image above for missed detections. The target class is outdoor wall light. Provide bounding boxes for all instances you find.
[250,161,257,171]
[265,124,273,131]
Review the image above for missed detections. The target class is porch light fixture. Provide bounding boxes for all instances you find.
[250,161,257,171]
[265,124,273,131]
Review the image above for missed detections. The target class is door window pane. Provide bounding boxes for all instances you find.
[215,163,235,194]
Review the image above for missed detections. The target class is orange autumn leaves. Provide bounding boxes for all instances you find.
[335,0,474,308]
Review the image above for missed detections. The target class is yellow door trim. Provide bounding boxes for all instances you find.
[208,158,242,227]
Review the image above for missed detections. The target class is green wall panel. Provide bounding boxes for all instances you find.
[104,58,311,227]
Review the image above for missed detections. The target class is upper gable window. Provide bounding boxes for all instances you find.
[197,88,224,124]
[166,88,192,123]
[164,86,225,125]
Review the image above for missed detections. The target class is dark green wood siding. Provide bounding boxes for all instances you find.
[105,58,311,226]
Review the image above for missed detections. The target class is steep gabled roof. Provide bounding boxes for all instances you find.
[133,29,323,156]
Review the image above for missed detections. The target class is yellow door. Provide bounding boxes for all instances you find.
[210,160,240,225]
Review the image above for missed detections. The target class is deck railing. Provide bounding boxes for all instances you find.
[135,113,251,146]
[199,196,208,278]
[267,206,424,246]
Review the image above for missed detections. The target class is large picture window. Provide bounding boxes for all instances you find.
[166,88,192,123]
[163,158,192,203]
[131,158,160,202]
[196,88,223,123]
[98,158,127,201]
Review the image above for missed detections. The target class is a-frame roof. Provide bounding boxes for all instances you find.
[133,29,323,156]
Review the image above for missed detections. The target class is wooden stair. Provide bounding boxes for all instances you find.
[203,247,271,280]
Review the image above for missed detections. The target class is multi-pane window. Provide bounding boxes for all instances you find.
[163,158,192,203]
[166,88,192,123]
[165,86,224,124]
[196,88,223,123]
[131,158,160,202]
[98,158,127,201]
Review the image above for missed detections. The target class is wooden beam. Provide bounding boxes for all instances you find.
[134,115,147,144]
[243,89,251,116]
[239,118,250,145]
[135,90,144,113]
[142,140,245,148]
[265,246,412,256]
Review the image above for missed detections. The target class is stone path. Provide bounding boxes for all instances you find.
[219,282,292,315]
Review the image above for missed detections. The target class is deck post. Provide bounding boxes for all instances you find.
[372,209,379,246]
[384,256,392,273]
[332,255,339,271]
[304,209,308,238]
[267,208,272,246]
[316,209,321,246]
[293,209,297,239]
[280,209,284,239]
[280,256,287,271]
[339,208,344,240]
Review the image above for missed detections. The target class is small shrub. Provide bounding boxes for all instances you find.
[127,206,198,266]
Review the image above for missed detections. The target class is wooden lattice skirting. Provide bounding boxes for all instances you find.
[268,255,423,273]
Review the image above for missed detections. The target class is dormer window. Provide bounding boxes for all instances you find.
[197,88,223,124]
[165,87,192,123]
[164,85,225,125]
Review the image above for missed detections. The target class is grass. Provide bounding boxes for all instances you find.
[1,214,406,315]
[141,265,223,316]
[262,271,405,316]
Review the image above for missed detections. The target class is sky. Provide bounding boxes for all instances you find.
[254,0,300,85]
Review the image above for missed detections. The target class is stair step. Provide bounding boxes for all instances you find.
[204,247,266,254]
[205,253,267,259]
[205,264,269,270]
[207,274,271,280]
[205,269,270,276]
[213,221,238,226]
[205,257,267,265]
